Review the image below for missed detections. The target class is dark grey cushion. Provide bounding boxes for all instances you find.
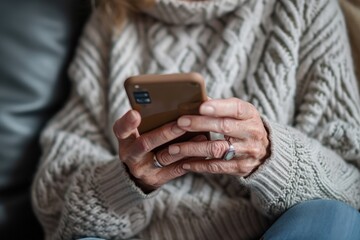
[0,0,90,238]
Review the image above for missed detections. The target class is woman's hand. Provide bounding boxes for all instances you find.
[155,98,270,177]
[113,110,195,192]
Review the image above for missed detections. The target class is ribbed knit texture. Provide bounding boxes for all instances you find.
[32,0,360,239]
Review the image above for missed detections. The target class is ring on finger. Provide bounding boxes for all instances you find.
[153,154,165,168]
[223,140,236,161]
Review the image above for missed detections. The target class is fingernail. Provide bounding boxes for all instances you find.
[169,145,180,155]
[172,124,185,134]
[178,117,191,127]
[182,164,191,170]
[200,105,215,115]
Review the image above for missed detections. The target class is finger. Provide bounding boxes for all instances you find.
[126,122,185,160]
[169,140,229,159]
[169,139,267,161]
[152,162,189,187]
[181,158,259,177]
[178,114,265,139]
[155,134,208,166]
[113,110,141,139]
[130,156,190,190]
[199,98,258,120]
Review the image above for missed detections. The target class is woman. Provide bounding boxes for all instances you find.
[32,0,360,239]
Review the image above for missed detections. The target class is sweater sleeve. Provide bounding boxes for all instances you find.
[240,0,360,217]
[31,11,156,240]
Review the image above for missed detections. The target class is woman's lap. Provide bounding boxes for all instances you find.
[78,199,360,240]
[263,199,360,240]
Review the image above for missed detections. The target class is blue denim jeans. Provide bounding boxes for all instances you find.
[263,199,360,240]
[78,200,360,240]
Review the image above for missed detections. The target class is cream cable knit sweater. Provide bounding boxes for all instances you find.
[32,0,360,239]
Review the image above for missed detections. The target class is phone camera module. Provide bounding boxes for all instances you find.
[134,91,151,104]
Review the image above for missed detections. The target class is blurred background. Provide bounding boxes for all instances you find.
[0,0,90,238]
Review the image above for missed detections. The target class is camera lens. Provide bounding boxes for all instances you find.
[134,91,151,104]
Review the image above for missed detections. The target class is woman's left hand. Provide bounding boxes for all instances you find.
[156,98,270,177]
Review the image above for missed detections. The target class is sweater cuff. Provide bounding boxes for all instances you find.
[239,118,296,207]
[95,159,159,215]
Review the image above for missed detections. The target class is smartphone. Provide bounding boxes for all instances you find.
[124,72,208,150]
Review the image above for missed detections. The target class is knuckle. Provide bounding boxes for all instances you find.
[246,103,259,118]
[209,142,227,158]
[220,118,233,134]
[192,164,203,172]
[247,102,257,113]
[120,154,133,165]
[245,142,256,154]
[170,165,186,177]
[158,127,173,141]
[158,152,172,165]
[246,142,263,159]
[136,137,152,152]
[256,143,267,159]
[207,163,221,173]
[259,148,267,160]
[249,126,263,141]
[142,175,156,186]
[187,144,201,156]
[130,165,144,179]
[142,172,162,186]
[237,162,254,175]
[235,100,244,118]
[251,147,262,159]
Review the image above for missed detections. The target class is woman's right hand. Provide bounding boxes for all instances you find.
[113,110,194,192]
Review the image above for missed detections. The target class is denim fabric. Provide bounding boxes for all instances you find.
[263,199,360,240]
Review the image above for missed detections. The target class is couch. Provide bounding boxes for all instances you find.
[0,0,90,238]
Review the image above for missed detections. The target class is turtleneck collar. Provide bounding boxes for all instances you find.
[142,0,245,25]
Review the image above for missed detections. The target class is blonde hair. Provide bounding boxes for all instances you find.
[99,0,155,28]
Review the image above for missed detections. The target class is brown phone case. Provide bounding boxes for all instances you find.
[125,72,208,150]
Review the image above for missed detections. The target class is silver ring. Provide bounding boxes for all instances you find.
[153,154,164,168]
[223,140,236,161]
